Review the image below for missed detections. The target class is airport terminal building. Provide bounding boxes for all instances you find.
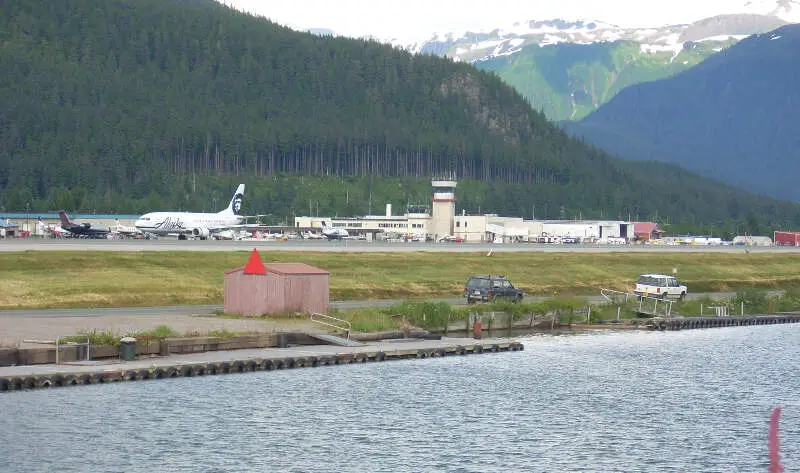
[295,180,634,243]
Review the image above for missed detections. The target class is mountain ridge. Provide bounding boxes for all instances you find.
[404,13,790,121]
[565,24,800,202]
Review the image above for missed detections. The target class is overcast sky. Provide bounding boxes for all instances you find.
[224,0,759,42]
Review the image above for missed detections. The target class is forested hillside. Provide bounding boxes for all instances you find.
[1,0,799,230]
[478,40,720,121]
[566,24,800,202]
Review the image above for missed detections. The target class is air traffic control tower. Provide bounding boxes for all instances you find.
[430,179,457,241]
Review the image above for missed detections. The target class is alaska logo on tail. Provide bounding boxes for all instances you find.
[220,184,245,216]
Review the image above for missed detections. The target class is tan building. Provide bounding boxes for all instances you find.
[224,255,330,316]
[294,179,634,243]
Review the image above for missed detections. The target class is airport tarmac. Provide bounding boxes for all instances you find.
[1,238,798,253]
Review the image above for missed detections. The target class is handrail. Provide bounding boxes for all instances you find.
[600,288,674,318]
[310,313,352,340]
[600,288,634,303]
[639,296,673,318]
[55,335,90,365]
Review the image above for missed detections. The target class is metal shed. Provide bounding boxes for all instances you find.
[224,255,330,316]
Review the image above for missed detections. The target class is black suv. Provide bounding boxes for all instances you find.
[464,275,524,304]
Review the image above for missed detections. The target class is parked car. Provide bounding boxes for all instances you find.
[464,275,523,304]
[634,274,687,300]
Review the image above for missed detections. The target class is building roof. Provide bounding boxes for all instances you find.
[634,222,662,234]
[226,262,329,276]
[266,263,329,275]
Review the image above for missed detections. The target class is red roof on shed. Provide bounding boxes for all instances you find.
[225,262,329,275]
[264,263,329,275]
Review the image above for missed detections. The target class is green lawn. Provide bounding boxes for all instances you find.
[1,251,799,309]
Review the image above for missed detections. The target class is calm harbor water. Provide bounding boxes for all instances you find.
[1,325,797,473]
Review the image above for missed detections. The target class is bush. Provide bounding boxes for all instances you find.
[731,288,769,315]
[388,301,452,330]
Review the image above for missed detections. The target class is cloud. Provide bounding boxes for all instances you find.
[223,0,754,42]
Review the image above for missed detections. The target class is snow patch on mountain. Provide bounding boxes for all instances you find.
[695,34,752,42]
[387,1,799,61]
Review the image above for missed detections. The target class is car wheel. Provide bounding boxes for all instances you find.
[679,292,686,301]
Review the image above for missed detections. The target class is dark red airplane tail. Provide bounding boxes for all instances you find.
[58,211,72,228]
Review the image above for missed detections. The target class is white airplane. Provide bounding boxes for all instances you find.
[321,221,349,239]
[134,184,245,240]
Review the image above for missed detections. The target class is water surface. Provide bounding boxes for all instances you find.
[1,325,797,472]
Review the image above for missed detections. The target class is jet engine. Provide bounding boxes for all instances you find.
[192,227,210,239]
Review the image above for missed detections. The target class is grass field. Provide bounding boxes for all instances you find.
[1,251,799,309]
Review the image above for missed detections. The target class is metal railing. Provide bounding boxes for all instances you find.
[600,288,674,318]
[55,335,90,365]
[310,313,352,340]
[600,288,635,304]
[707,306,729,317]
[638,296,674,318]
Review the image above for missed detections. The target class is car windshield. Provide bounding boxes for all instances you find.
[468,278,490,288]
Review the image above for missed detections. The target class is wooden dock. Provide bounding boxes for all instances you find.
[0,337,524,392]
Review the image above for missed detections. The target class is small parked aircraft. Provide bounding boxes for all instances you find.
[320,221,349,240]
[58,211,111,238]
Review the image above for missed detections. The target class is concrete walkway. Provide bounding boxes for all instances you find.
[0,336,524,389]
[1,313,319,348]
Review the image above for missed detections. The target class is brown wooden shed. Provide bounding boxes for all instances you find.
[224,256,330,316]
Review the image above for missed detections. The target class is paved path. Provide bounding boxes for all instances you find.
[0,314,319,348]
[0,336,517,378]
[0,291,770,348]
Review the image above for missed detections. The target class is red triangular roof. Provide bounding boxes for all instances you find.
[243,248,267,275]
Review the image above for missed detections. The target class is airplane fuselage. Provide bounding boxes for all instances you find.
[64,227,110,238]
[134,212,243,235]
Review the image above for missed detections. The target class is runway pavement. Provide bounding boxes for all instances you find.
[1,238,798,253]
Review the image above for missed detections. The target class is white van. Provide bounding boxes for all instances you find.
[634,274,687,300]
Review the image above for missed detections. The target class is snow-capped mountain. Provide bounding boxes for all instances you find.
[741,0,800,20]
[387,0,799,62]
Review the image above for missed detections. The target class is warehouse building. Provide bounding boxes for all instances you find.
[295,179,635,243]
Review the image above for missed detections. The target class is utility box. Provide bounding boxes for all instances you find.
[224,249,330,316]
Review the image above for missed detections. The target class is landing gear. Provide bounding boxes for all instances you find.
[178,234,187,240]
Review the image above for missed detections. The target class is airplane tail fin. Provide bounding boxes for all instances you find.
[58,211,72,228]
[218,184,245,216]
